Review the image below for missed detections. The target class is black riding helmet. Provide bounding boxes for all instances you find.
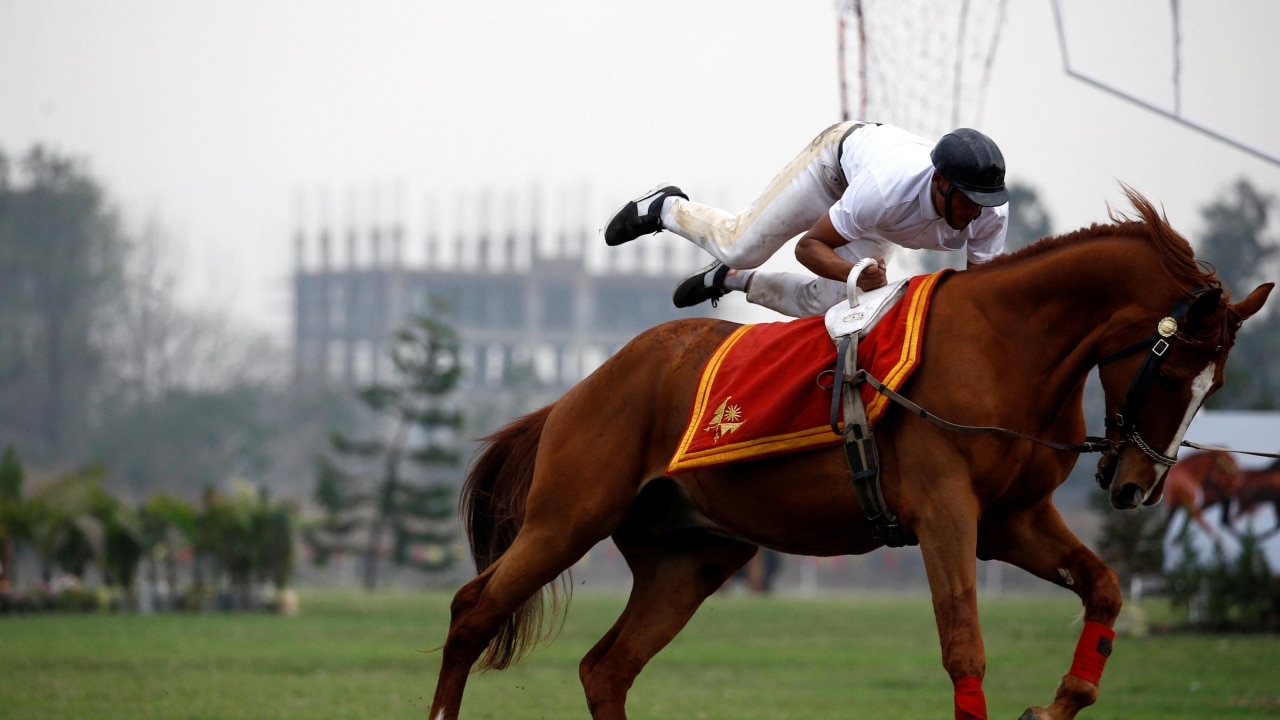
[931,128,1009,207]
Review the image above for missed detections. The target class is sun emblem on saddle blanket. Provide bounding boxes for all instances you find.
[704,396,745,441]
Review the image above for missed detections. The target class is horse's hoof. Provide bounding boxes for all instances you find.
[1018,708,1048,720]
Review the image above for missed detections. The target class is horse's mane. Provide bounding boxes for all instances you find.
[982,187,1216,289]
[977,186,1237,358]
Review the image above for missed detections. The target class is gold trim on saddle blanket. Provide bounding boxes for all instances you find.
[665,271,945,475]
[863,271,943,425]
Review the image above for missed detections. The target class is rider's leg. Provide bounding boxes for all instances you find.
[663,121,858,268]
[743,239,896,317]
[742,271,845,317]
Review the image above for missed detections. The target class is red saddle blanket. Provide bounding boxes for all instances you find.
[665,271,945,475]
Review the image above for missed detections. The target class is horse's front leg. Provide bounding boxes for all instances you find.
[914,493,989,720]
[980,502,1122,720]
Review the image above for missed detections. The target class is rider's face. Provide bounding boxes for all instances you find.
[932,175,984,230]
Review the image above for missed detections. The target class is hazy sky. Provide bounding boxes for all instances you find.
[2,0,1278,335]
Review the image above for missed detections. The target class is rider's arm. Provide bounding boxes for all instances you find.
[795,213,887,290]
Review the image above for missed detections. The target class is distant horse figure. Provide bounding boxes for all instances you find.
[427,189,1271,720]
[1162,449,1240,541]
[1232,458,1280,540]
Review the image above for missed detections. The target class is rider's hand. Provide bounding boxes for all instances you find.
[855,257,888,291]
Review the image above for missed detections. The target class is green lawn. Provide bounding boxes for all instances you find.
[3,590,1278,719]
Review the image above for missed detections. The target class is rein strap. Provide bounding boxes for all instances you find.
[855,370,1280,460]
[853,369,1112,454]
[1179,441,1280,460]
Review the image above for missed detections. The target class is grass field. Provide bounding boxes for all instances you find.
[3,589,1278,719]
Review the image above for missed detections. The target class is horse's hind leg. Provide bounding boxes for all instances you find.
[429,571,497,720]
[979,503,1122,720]
[430,522,615,720]
[578,532,757,720]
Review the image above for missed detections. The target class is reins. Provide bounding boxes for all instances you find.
[850,369,1112,455]
[1180,441,1280,460]
[853,367,1280,461]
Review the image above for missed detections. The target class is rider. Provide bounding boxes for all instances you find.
[603,122,1010,317]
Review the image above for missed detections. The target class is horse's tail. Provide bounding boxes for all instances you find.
[458,403,568,671]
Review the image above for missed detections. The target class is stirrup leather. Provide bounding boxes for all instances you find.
[832,335,918,548]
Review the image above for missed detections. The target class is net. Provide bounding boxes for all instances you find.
[836,0,1008,141]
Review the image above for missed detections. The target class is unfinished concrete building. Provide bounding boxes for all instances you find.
[291,187,710,403]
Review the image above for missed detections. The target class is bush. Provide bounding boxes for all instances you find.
[1166,526,1280,632]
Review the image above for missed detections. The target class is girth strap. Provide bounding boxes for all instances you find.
[832,336,918,548]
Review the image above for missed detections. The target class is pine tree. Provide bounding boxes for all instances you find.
[307,310,464,589]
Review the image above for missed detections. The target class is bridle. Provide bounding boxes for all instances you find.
[839,282,1279,527]
[838,287,1225,479]
[1092,286,1218,489]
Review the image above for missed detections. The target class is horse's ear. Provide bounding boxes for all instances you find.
[1228,283,1274,326]
[1187,286,1224,324]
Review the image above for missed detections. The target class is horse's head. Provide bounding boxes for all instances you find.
[1094,282,1271,509]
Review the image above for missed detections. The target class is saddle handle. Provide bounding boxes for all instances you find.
[846,257,880,308]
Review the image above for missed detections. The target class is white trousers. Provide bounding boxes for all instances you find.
[744,245,887,317]
[662,121,893,317]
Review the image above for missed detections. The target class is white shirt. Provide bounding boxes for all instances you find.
[829,124,1008,266]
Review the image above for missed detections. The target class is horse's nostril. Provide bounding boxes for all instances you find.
[1095,454,1117,490]
[1112,482,1144,509]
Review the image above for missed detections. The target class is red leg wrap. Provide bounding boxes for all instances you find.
[953,675,987,720]
[1068,620,1115,686]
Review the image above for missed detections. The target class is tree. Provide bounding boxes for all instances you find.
[1166,526,1280,632]
[1003,182,1053,252]
[0,445,28,591]
[1197,178,1277,295]
[307,310,464,589]
[197,481,296,609]
[85,210,298,499]
[1088,488,1166,593]
[20,464,111,585]
[86,385,275,498]
[1,145,293,493]
[918,180,1052,273]
[87,483,143,607]
[1195,179,1280,409]
[102,214,289,401]
[137,492,197,610]
[0,146,128,458]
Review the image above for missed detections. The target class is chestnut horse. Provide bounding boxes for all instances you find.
[428,190,1272,720]
[1232,459,1280,540]
[1162,449,1240,540]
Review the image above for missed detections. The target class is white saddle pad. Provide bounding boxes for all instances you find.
[824,278,911,342]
